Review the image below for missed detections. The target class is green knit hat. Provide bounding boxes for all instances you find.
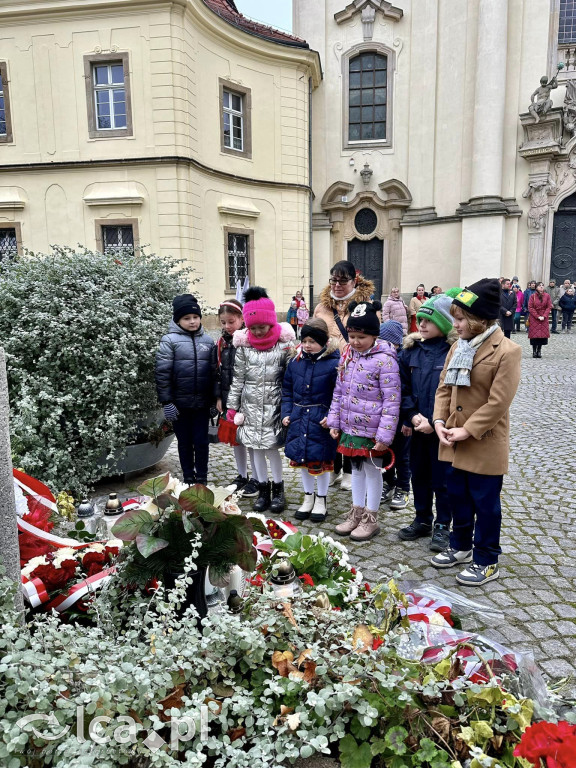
[416,287,462,336]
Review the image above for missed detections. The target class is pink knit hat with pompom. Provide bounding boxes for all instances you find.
[242,286,277,328]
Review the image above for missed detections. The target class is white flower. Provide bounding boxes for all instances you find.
[221,500,241,516]
[52,548,78,568]
[84,543,106,554]
[105,539,123,550]
[22,556,49,577]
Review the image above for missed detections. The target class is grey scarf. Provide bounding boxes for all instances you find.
[444,324,499,387]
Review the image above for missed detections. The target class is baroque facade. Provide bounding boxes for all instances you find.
[0,0,320,313]
[295,0,576,299]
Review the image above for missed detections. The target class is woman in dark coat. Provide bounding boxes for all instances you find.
[528,282,553,358]
[499,279,515,338]
[281,319,340,523]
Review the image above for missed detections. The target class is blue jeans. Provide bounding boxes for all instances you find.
[446,466,503,565]
[172,407,210,483]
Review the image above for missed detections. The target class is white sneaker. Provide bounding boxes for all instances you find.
[330,471,342,486]
[310,495,327,523]
[431,547,473,569]
[340,472,353,491]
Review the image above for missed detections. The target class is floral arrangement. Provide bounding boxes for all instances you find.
[0,245,191,494]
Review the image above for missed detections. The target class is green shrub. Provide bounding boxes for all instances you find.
[0,245,191,494]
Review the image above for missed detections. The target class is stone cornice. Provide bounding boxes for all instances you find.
[335,0,403,25]
[0,0,322,87]
[0,154,312,193]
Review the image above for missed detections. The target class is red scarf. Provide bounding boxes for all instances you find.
[247,323,282,351]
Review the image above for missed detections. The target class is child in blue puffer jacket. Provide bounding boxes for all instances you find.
[155,294,215,485]
[281,318,340,524]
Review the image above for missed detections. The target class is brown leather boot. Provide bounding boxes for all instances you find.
[335,505,364,536]
[350,508,381,541]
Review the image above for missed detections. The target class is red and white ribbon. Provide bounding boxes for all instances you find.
[13,468,58,514]
[21,575,50,608]
[45,567,117,613]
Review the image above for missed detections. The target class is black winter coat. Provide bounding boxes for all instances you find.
[155,321,215,409]
[559,293,576,313]
[500,289,515,331]
[214,332,236,411]
[281,343,340,464]
[399,333,455,425]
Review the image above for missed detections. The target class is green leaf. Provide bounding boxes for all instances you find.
[75,521,85,530]
[370,738,388,757]
[197,506,226,523]
[178,485,221,521]
[350,716,371,742]
[236,549,257,572]
[182,512,193,533]
[111,508,154,540]
[339,735,373,768]
[385,725,408,755]
[248,516,267,535]
[137,472,171,499]
[135,533,169,558]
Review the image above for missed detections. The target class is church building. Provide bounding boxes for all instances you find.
[295,0,576,299]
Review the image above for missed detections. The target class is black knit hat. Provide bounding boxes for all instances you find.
[452,278,501,320]
[300,323,328,348]
[346,301,380,335]
[173,294,202,322]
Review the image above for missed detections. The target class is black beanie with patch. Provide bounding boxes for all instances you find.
[346,301,381,335]
[451,278,501,320]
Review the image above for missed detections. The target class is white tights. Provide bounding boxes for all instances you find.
[351,458,383,510]
[233,445,255,479]
[251,448,284,484]
[300,469,330,497]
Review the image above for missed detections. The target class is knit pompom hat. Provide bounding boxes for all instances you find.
[173,294,202,322]
[416,287,461,336]
[379,320,404,347]
[451,278,501,320]
[242,286,277,328]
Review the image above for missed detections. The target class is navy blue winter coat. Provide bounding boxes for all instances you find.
[399,332,457,425]
[281,342,340,464]
[155,320,215,409]
[559,292,576,313]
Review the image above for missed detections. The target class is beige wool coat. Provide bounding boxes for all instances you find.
[432,328,522,475]
[313,275,376,352]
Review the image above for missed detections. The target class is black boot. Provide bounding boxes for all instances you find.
[532,347,537,358]
[536,345,542,358]
[253,481,271,512]
[270,481,286,514]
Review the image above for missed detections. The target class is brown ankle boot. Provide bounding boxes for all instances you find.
[350,508,381,541]
[335,505,364,536]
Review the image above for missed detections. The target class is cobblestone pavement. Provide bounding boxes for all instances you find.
[94,330,576,685]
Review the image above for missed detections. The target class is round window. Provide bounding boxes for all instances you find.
[354,208,377,235]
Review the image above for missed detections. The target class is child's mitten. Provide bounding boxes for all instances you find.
[163,403,179,422]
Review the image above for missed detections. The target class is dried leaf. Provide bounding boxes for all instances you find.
[286,712,301,731]
[272,704,295,727]
[227,726,246,742]
[204,697,223,716]
[430,715,451,743]
[279,602,298,628]
[158,684,185,722]
[352,624,374,653]
[271,650,296,678]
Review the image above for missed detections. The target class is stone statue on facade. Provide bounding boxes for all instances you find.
[522,177,558,232]
[528,75,559,123]
[563,79,576,137]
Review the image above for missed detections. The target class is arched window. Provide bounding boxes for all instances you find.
[343,44,393,150]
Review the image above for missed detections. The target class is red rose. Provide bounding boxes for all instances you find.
[372,637,383,651]
[145,578,159,594]
[105,545,120,559]
[82,551,107,577]
[350,568,357,575]
[32,560,76,592]
[364,582,371,593]
[299,574,314,587]
[249,575,264,587]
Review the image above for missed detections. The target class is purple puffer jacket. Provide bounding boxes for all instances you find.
[327,340,400,445]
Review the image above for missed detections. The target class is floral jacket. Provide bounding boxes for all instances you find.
[327,339,400,445]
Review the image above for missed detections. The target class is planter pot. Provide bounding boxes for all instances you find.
[100,433,175,478]
[163,567,208,625]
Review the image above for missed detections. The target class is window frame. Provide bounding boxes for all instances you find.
[84,52,133,139]
[0,62,14,144]
[219,79,252,159]
[223,226,255,292]
[342,43,394,151]
[0,223,22,260]
[95,218,139,256]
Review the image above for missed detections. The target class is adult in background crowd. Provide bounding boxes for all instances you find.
[545,279,561,334]
[408,284,427,333]
[559,286,576,332]
[522,280,537,332]
[314,259,376,490]
[559,278,572,298]
[513,283,524,333]
[499,279,515,339]
[528,281,552,358]
[381,287,408,335]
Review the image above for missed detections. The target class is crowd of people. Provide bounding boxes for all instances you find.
[155,263,557,588]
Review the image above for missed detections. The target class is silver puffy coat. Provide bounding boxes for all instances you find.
[227,324,295,449]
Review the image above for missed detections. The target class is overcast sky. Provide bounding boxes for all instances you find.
[235,0,293,32]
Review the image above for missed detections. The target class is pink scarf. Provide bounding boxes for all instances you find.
[247,323,282,351]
